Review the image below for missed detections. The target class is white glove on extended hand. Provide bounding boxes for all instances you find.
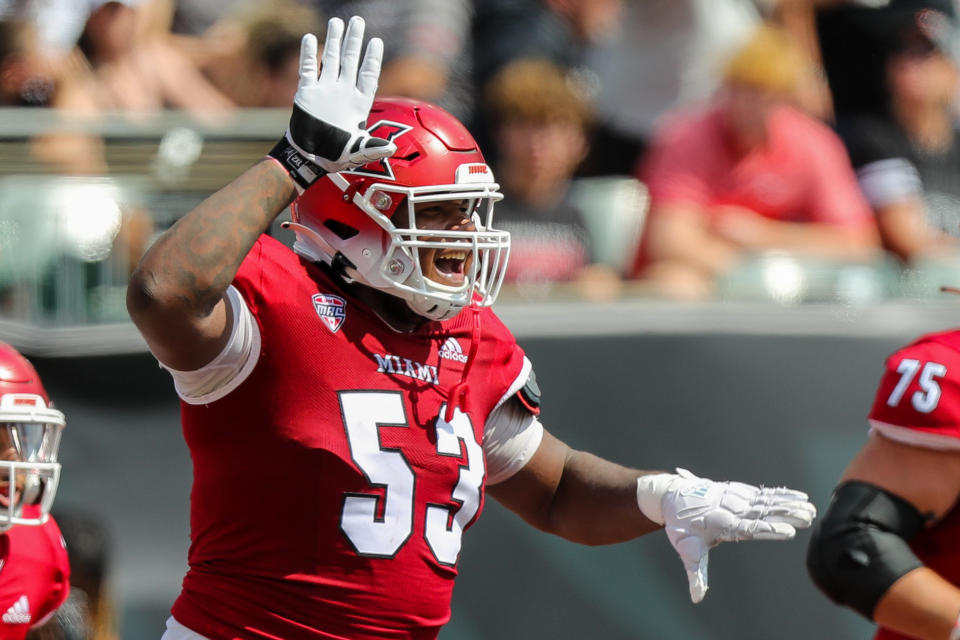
[286,16,396,173]
[637,468,816,604]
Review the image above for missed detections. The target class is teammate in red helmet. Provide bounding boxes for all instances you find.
[127,16,816,640]
[0,342,69,639]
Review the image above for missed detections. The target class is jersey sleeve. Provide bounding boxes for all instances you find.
[868,338,960,450]
[162,286,262,405]
[483,396,544,485]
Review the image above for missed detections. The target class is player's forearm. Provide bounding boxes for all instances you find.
[544,450,662,545]
[128,158,295,320]
[873,568,960,640]
[647,209,740,275]
[876,201,953,263]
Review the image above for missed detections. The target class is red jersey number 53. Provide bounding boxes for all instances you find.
[338,390,483,566]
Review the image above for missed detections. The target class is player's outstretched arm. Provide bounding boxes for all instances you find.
[127,16,394,371]
[808,434,960,640]
[488,428,816,603]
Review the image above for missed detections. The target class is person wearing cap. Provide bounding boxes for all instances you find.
[630,23,880,300]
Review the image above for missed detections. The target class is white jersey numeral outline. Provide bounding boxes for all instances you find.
[338,390,484,564]
[887,358,947,414]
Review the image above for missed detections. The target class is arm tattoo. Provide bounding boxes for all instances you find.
[140,159,295,316]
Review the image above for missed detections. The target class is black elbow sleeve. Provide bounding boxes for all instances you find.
[806,481,926,620]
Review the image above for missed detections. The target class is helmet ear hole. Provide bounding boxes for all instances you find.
[324,219,360,240]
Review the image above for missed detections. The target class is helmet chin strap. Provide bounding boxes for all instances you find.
[443,303,482,423]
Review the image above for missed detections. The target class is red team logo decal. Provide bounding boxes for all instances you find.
[312,294,347,333]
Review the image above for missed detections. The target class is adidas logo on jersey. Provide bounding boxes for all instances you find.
[2,595,30,624]
[438,338,468,363]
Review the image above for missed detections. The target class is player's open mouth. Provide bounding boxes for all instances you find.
[433,250,469,284]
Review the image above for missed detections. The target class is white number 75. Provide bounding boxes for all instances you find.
[886,358,947,413]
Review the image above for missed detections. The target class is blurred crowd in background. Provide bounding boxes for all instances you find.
[2,0,960,313]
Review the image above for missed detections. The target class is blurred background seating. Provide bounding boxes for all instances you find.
[5,0,959,335]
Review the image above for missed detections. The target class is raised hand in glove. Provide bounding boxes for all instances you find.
[269,16,396,191]
[637,468,816,603]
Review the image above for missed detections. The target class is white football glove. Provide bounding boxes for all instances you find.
[637,468,816,604]
[286,16,396,174]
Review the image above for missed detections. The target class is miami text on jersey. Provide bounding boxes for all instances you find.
[373,354,439,384]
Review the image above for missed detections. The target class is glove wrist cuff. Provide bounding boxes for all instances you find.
[636,473,680,525]
[268,135,326,194]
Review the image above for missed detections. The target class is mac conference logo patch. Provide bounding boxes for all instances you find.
[312,294,347,333]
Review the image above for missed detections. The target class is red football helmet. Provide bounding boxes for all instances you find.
[0,342,64,529]
[288,97,510,320]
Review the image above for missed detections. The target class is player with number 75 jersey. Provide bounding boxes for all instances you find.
[808,329,960,640]
[869,331,960,444]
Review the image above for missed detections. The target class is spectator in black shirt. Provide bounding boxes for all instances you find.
[820,0,960,262]
[483,58,622,301]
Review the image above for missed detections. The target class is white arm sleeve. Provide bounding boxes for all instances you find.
[159,285,262,405]
[483,395,544,485]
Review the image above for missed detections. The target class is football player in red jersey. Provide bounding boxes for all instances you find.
[127,16,816,640]
[808,324,960,640]
[0,342,70,640]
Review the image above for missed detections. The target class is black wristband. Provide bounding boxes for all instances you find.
[268,136,326,192]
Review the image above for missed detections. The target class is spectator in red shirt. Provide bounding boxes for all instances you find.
[632,24,880,300]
